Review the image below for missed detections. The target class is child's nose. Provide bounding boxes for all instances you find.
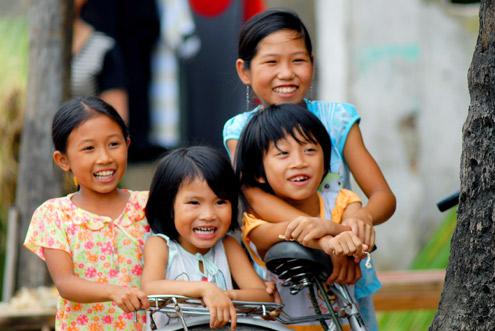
[290,151,307,168]
[199,205,216,221]
[278,62,295,80]
[97,148,112,163]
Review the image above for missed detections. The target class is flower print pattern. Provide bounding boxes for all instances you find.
[24,190,150,330]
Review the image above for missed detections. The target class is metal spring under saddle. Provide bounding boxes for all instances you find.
[271,258,320,295]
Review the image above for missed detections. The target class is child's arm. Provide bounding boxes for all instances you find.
[343,124,396,225]
[249,217,364,259]
[141,236,237,329]
[223,236,273,302]
[44,248,149,313]
[283,215,353,246]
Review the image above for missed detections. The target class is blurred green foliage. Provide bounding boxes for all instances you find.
[378,208,457,331]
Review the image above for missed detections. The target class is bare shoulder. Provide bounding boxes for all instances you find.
[222,235,242,250]
[144,235,168,254]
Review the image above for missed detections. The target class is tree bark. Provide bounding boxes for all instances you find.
[15,0,72,289]
[430,1,495,330]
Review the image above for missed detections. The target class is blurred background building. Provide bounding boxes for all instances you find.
[0,0,479,278]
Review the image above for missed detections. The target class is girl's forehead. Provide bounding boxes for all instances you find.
[257,29,307,52]
[67,114,124,143]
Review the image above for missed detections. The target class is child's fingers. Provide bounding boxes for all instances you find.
[128,295,142,311]
[138,292,150,309]
[264,281,275,295]
[122,299,136,313]
[218,307,229,328]
[349,221,359,236]
[336,260,348,284]
[343,261,355,284]
[230,306,237,330]
[286,222,305,241]
[330,240,344,256]
[351,234,364,257]
[284,219,300,239]
[209,307,217,328]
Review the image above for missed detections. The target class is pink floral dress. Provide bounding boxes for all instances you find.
[24,190,150,331]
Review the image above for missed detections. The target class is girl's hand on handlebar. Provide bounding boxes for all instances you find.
[342,209,375,250]
[202,283,237,329]
[319,232,367,258]
[109,286,150,313]
[327,256,362,285]
[264,281,282,304]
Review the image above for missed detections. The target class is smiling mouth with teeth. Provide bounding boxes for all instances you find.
[290,175,309,182]
[274,86,297,94]
[94,170,115,179]
[193,227,217,234]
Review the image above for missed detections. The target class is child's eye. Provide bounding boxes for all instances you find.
[294,58,307,63]
[186,200,199,205]
[263,59,277,65]
[276,150,288,157]
[109,141,121,148]
[81,146,94,152]
[216,199,228,206]
[305,147,317,153]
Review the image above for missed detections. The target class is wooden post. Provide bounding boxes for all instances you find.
[14,0,72,289]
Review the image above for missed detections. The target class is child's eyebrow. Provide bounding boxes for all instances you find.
[258,50,308,58]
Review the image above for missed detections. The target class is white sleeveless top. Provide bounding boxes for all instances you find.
[146,234,233,329]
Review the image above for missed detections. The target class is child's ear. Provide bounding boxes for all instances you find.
[53,151,70,172]
[126,137,131,148]
[256,176,266,184]
[236,59,251,85]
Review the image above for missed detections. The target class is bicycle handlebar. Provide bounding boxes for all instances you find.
[437,191,459,212]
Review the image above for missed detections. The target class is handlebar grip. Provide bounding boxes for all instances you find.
[437,192,459,212]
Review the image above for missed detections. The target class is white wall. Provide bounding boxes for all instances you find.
[316,0,477,269]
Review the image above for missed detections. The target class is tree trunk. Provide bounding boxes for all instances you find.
[15,0,72,289]
[430,1,495,330]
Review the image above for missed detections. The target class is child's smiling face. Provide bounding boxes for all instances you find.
[236,29,314,106]
[261,130,324,212]
[54,113,129,197]
[174,178,232,255]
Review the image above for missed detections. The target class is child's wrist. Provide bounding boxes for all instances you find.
[225,290,237,300]
[325,222,349,236]
[105,284,121,301]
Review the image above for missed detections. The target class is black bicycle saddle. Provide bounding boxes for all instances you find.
[264,241,332,283]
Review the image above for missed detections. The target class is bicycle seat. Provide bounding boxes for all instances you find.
[264,241,332,283]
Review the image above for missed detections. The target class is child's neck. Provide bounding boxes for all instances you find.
[285,193,320,217]
[178,237,214,256]
[71,188,129,219]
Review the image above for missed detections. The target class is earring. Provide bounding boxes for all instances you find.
[73,176,79,188]
[245,85,251,111]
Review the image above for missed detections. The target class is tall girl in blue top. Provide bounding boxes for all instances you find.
[141,146,273,330]
[223,9,396,330]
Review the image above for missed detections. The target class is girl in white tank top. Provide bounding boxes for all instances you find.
[141,146,274,330]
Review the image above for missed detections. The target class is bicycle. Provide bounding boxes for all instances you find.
[146,241,369,331]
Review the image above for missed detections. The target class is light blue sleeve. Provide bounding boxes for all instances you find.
[222,109,259,156]
[310,101,360,157]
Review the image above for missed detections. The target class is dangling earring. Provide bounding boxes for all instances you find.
[308,84,314,101]
[73,176,79,188]
[245,85,251,111]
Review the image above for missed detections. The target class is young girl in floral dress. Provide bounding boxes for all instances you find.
[24,96,149,330]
